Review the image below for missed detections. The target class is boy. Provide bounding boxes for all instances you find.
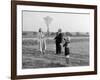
[63,36,70,64]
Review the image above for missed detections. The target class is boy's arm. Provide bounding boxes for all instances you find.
[63,43,66,47]
[54,36,56,40]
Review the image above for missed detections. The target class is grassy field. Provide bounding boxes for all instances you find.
[22,37,89,69]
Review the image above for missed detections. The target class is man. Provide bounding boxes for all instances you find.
[54,29,63,54]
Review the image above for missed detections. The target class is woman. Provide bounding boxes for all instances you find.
[38,28,46,54]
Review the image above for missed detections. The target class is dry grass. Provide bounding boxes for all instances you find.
[22,37,89,69]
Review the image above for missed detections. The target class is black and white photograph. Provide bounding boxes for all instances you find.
[11,1,97,79]
[22,10,90,69]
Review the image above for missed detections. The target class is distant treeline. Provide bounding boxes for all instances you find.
[22,31,89,38]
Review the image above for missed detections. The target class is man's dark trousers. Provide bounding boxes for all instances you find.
[56,42,61,54]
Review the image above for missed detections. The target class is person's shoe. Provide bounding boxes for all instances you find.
[43,51,45,54]
[56,53,59,55]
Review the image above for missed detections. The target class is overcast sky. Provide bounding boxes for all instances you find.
[22,10,90,32]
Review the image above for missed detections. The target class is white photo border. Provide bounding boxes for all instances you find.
[16,5,95,76]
